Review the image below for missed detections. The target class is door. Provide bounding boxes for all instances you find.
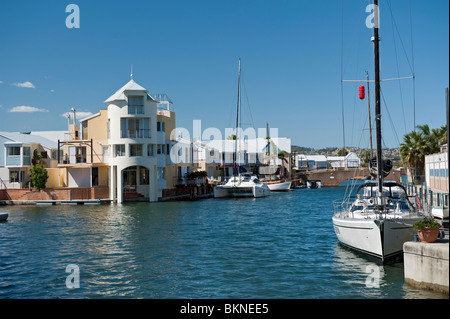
[123,167,137,193]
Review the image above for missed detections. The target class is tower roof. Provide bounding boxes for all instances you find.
[104,79,157,103]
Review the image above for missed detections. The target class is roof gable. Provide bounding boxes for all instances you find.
[105,79,157,103]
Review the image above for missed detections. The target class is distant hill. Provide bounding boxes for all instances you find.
[291,145,400,161]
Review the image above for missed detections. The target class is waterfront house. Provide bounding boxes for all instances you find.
[57,79,182,203]
[295,154,328,170]
[0,131,61,189]
[425,144,449,193]
[327,152,361,169]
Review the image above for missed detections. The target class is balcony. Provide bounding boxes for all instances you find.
[120,129,151,139]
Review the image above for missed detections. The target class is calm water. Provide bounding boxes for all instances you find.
[0,187,446,299]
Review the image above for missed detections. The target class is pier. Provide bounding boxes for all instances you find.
[402,184,449,295]
[404,240,449,294]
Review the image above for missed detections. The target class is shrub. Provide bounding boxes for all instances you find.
[30,163,48,191]
[413,217,441,230]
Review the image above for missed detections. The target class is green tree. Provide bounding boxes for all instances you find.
[31,149,42,166]
[399,124,445,180]
[30,163,48,191]
[337,148,348,156]
[360,149,371,167]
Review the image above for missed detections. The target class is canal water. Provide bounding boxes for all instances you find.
[0,187,446,299]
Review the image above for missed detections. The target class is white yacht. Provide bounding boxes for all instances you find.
[214,174,270,198]
[332,181,424,261]
[265,181,291,192]
[332,0,425,263]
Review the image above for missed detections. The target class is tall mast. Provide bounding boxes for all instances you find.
[373,0,383,201]
[234,58,242,176]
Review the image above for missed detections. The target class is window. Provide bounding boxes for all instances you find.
[147,144,154,157]
[130,144,143,157]
[157,121,165,132]
[157,144,165,155]
[128,96,144,114]
[82,121,88,140]
[115,144,125,157]
[140,167,149,185]
[166,144,170,155]
[23,147,31,157]
[9,170,24,183]
[157,167,165,180]
[121,118,150,138]
[8,147,20,156]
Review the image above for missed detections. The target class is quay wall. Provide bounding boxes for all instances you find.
[0,187,109,202]
[305,168,404,187]
[404,240,449,295]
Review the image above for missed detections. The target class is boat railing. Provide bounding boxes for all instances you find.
[333,199,353,216]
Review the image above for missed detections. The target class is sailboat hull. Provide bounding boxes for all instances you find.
[266,181,291,192]
[332,216,422,261]
[214,184,270,198]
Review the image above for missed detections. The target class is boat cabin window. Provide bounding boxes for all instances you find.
[357,184,407,200]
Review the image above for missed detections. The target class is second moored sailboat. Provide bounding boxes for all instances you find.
[214,59,271,198]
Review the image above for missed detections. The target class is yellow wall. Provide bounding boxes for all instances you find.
[158,110,177,189]
[86,109,108,163]
[46,168,67,188]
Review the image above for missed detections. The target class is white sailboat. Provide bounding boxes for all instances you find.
[266,181,291,192]
[214,59,270,199]
[332,0,425,263]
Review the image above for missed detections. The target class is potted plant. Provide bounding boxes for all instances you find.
[413,217,441,243]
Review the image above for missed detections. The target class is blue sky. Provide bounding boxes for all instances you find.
[0,0,448,149]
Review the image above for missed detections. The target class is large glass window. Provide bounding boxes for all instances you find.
[157,121,165,132]
[121,118,150,138]
[130,144,143,157]
[128,96,144,114]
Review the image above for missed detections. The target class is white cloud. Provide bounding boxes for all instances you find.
[12,81,35,88]
[0,81,3,84]
[8,105,49,113]
[50,89,55,93]
[61,111,94,120]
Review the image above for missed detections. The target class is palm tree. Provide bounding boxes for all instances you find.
[400,128,429,182]
[400,124,448,184]
[360,149,371,167]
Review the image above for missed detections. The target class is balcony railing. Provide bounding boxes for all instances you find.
[121,129,151,139]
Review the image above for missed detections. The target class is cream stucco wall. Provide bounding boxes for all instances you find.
[107,91,159,203]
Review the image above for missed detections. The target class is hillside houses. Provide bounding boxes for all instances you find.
[294,152,361,170]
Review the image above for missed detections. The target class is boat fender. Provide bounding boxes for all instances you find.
[416,197,422,210]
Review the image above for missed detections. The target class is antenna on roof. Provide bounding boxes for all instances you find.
[130,64,134,80]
